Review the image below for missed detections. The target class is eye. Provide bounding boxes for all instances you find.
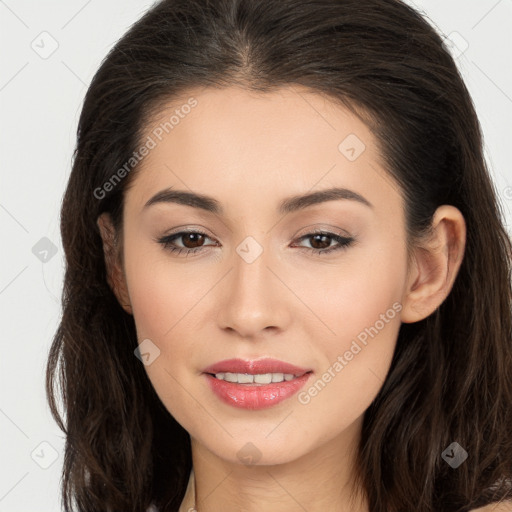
[156,228,355,256]
[292,230,355,255]
[156,229,217,256]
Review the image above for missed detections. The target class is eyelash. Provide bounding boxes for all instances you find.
[156,229,355,257]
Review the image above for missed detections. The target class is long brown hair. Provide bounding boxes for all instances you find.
[46,0,512,510]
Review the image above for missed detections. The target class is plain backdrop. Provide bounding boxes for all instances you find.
[1,0,511,510]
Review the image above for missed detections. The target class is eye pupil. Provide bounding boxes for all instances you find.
[310,234,331,249]
[183,233,205,248]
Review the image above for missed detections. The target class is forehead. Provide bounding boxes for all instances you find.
[124,85,402,218]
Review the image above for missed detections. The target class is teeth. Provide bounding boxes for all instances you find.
[214,372,298,384]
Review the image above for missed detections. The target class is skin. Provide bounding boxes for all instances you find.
[97,85,468,511]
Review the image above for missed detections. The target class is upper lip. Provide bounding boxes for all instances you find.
[202,358,312,376]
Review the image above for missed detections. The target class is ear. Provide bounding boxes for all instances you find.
[96,213,133,315]
[401,205,466,323]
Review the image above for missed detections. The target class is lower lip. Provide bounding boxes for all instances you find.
[203,372,312,410]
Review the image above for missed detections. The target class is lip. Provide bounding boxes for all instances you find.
[202,358,312,376]
[202,358,313,410]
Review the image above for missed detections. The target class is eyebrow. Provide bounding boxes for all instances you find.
[143,186,373,215]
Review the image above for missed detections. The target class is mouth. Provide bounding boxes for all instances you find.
[202,357,312,377]
[201,358,314,410]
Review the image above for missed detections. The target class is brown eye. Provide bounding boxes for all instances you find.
[156,229,354,257]
[156,230,217,256]
[293,231,355,255]
[180,232,206,248]
[308,234,333,250]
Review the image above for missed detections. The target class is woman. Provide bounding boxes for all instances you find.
[46,0,512,510]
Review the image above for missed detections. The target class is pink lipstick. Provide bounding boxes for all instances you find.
[202,358,313,410]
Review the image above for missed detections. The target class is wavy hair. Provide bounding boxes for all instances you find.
[46,0,512,510]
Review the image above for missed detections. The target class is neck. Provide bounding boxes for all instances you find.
[181,417,368,512]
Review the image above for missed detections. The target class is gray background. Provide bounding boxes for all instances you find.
[1,0,511,510]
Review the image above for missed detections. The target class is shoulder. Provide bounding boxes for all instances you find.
[470,502,512,512]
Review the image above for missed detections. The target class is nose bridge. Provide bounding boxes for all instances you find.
[217,233,288,337]
[231,234,274,305]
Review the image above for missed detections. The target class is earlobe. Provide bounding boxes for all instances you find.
[96,213,133,315]
[400,205,466,324]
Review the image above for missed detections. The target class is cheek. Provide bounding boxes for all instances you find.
[290,243,405,407]
[123,250,200,416]
[122,242,219,403]
[123,241,209,339]
[295,302,402,443]
[290,240,405,346]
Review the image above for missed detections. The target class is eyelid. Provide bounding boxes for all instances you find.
[293,224,352,239]
[161,225,216,239]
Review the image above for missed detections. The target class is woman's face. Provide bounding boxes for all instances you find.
[119,85,411,465]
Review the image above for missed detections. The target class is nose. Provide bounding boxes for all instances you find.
[215,240,291,339]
